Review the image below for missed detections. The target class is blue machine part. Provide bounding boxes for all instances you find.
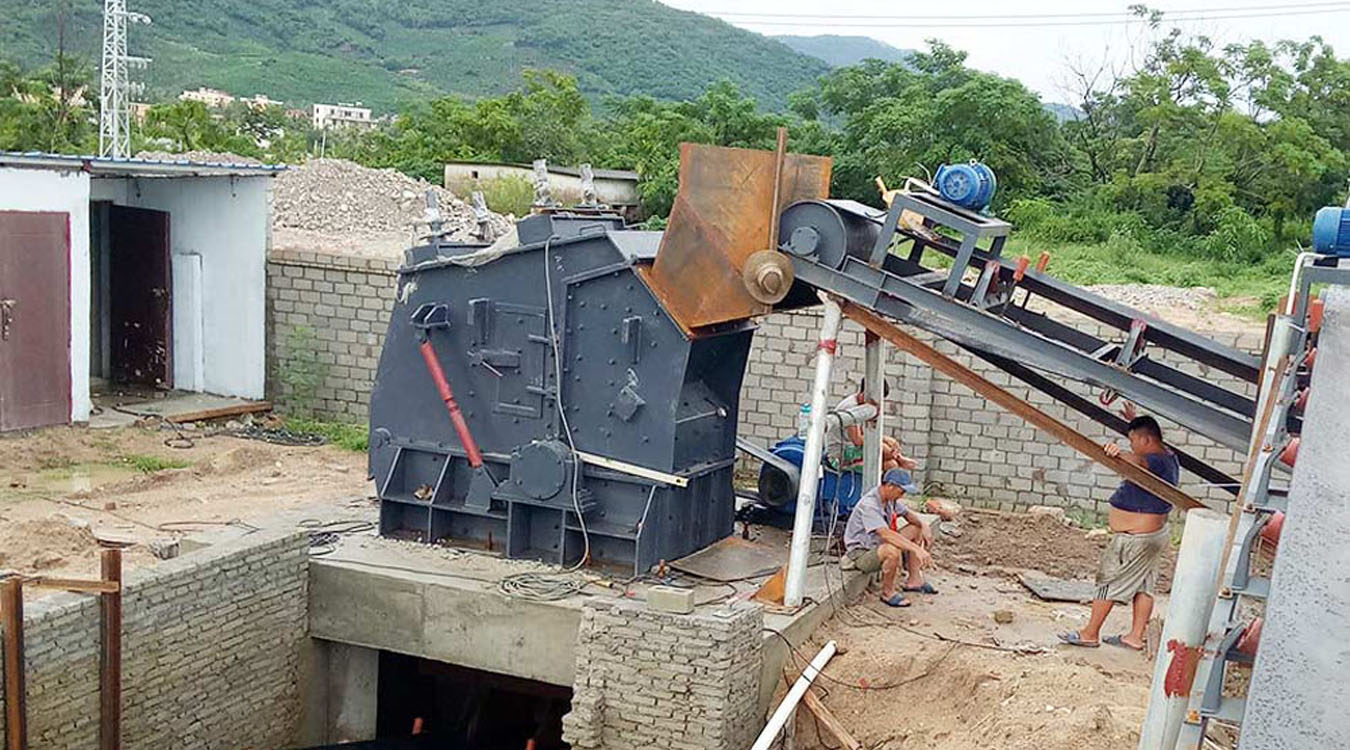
[1313,206,1350,257]
[934,161,997,211]
[762,436,865,517]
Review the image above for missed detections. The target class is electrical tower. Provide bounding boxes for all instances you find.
[98,0,151,158]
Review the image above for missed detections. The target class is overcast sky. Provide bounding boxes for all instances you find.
[658,1,1350,103]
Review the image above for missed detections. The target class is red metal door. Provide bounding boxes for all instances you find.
[109,206,172,388]
[0,211,72,431]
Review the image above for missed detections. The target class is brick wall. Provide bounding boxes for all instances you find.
[263,249,1259,514]
[266,248,397,421]
[0,530,310,750]
[563,599,762,750]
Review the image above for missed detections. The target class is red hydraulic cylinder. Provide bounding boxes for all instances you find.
[418,339,485,468]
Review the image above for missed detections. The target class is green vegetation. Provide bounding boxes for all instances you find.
[285,418,369,452]
[121,454,191,473]
[277,325,330,418]
[5,6,1348,312]
[478,175,535,218]
[0,0,827,111]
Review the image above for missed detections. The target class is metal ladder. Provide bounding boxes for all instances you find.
[1174,258,1350,747]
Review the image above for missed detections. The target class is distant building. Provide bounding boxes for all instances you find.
[284,108,308,121]
[129,102,152,123]
[444,161,642,217]
[312,102,374,131]
[179,87,235,108]
[239,94,284,110]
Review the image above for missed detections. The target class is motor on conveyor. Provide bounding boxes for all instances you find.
[1313,205,1350,257]
[934,160,997,211]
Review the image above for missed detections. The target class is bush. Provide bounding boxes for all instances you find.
[1200,207,1271,264]
[478,175,534,217]
[278,325,329,418]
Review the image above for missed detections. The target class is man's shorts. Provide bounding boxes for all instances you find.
[846,547,883,574]
[1095,526,1169,604]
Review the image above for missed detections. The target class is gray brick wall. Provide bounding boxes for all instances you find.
[0,530,310,750]
[740,308,1260,515]
[563,600,763,750]
[263,250,1257,513]
[266,248,397,422]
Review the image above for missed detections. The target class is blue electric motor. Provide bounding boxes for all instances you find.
[934,161,997,211]
[756,436,865,518]
[1313,206,1350,257]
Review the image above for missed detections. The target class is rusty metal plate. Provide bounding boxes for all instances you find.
[646,143,831,330]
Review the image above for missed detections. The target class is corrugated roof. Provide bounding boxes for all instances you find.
[0,151,289,178]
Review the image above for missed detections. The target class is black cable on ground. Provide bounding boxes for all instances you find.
[296,518,376,555]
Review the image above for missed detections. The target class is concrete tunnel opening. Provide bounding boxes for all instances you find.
[374,652,572,750]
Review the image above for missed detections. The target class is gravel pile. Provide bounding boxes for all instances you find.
[273,158,510,241]
[135,150,266,165]
[1086,284,1218,313]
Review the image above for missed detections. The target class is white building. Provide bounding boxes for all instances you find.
[443,161,642,217]
[239,94,284,110]
[312,102,374,130]
[179,87,235,108]
[0,153,285,432]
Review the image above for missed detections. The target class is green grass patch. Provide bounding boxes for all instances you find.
[285,418,369,452]
[36,455,76,471]
[120,454,191,473]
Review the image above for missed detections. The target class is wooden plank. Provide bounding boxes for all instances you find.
[100,549,122,750]
[2,576,26,750]
[841,302,1206,511]
[802,690,862,750]
[574,450,689,487]
[27,577,121,594]
[163,400,272,424]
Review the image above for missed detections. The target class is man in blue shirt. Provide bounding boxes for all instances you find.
[844,468,935,608]
[1060,408,1180,650]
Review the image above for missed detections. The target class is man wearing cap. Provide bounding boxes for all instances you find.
[843,468,937,608]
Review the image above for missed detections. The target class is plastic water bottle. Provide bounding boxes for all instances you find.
[797,404,812,437]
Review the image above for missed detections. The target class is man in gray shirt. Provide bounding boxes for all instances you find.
[844,469,935,608]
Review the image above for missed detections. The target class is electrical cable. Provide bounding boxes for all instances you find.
[498,233,591,600]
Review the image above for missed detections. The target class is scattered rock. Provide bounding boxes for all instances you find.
[103,501,117,511]
[1027,505,1066,520]
[1085,528,1110,539]
[225,420,244,431]
[993,609,1016,624]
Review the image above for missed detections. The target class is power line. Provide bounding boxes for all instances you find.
[706,5,1350,29]
[704,1,1350,21]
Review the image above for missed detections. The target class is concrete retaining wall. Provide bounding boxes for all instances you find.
[0,530,310,750]
[265,248,1260,514]
[562,599,763,750]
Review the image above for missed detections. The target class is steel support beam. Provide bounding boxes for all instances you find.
[840,301,1206,511]
[964,346,1240,496]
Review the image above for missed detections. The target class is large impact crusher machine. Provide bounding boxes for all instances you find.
[368,210,755,573]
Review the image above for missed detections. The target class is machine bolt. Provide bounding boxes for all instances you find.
[756,264,786,295]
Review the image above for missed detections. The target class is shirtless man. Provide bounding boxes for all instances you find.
[1060,405,1179,650]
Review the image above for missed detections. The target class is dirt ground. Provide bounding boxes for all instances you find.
[944,507,1177,591]
[776,507,1188,750]
[0,422,372,591]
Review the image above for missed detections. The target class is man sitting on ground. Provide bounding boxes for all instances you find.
[1060,405,1179,650]
[843,468,937,608]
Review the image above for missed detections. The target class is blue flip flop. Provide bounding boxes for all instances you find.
[1058,631,1100,648]
[1103,634,1144,651]
[903,582,939,595]
[879,593,911,608]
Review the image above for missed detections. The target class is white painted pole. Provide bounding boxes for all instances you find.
[863,331,886,489]
[1138,508,1228,750]
[751,641,838,750]
[785,295,843,608]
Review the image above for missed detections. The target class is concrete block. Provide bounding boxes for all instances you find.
[647,586,695,615]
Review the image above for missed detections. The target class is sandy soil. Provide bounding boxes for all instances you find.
[0,423,372,592]
[776,508,1188,750]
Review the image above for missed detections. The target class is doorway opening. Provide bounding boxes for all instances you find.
[89,202,172,391]
[376,652,572,750]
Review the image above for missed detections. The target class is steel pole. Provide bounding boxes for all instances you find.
[862,331,886,489]
[1137,508,1227,749]
[785,296,843,608]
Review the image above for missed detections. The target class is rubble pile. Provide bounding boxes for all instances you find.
[273,158,511,241]
[135,150,267,165]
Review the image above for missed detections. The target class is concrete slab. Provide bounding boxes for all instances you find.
[87,407,139,429]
